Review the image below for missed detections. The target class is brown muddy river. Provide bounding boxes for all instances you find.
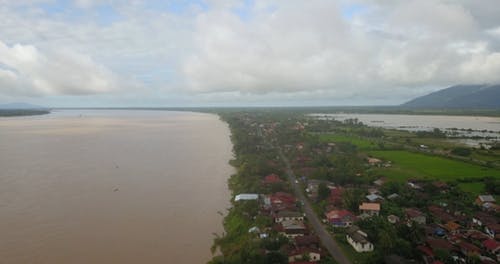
[0,110,233,264]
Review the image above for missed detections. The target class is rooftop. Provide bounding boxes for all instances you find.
[234,193,259,201]
[359,202,380,211]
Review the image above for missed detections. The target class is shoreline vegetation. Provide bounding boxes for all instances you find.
[209,109,500,264]
[0,109,50,117]
[47,106,500,117]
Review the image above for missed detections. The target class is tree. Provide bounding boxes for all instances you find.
[317,182,330,202]
[342,188,364,212]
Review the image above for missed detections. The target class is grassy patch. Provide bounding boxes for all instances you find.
[319,134,380,150]
[458,182,485,195]
[368,150,500,182]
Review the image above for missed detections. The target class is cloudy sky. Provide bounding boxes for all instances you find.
[1,0,500,107]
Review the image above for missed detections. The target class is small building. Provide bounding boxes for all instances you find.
[275,210,304,223]
[485,223,500,239]
[387,193,399,200]
[263,173,283,184]
[405,208,426,225]
[367,157,382,166]
[294,235,320,249]
[483,239,500,255]
[407,181,422,190]
[328,187,344,206]
[359,203,380,216]
[234,193,259,202]
[387,215,400,224]
[443,221,461,235]
[457,241,481,256]
[426,238,455,253]
[278,220,307,238]
[472,212,498,227]
[366,193,384,203]
[373,178,386,186]
[270,192,296,206]
[428,205,454,223]
[476,195,496,206]
[346,225,374,252]
[288,248,321,262]
[325,210,356,227]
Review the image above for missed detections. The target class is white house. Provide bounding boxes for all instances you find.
[234,193,259,202]
[346,225,374,253]
[274,210,304,223]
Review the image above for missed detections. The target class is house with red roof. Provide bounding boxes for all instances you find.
[325,209,356,227]
[288,248,321,262]
[485,223,500,239]
[482,239,500,255]
[294,235,320,248]
[263,173,283,184]
[359,203,380,217]
[328,187,343,206]
[457,241,481,256]
[270,192,296,206]
[405,208,426,225]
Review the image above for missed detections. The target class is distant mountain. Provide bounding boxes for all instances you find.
[0,102,48,110]
[402,84,500,109]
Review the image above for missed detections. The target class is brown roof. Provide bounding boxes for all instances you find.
[405,208,424,218]
[294,235,319,247]
[359,202,380,211]
[426,238,455,252]
[444,221,461,232]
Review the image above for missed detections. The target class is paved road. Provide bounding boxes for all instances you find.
[278,150,352,264]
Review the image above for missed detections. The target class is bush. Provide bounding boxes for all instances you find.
[451,147,472,157]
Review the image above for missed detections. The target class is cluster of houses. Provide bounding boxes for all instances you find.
[306,174,500,264]
[405,193,500,264]
[236,173,325,263]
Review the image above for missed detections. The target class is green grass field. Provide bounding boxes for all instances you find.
[368,150,500,182]
[319,134,380,150]
[458,182,486,195]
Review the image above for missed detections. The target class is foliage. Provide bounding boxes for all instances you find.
[451,147,472,156]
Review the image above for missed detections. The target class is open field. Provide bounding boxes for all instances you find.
[458,182,486,195]
[319,134,381,150]
[368,150,500,182]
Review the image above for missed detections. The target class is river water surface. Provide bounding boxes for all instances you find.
[0,110,233,263]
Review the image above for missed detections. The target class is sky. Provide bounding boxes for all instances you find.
[1,0,500,107]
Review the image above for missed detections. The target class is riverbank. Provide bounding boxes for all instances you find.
[0,109,50,117]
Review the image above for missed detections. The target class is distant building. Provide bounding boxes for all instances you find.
[359,203,380,216]
[263,173,283,184]
[476,195,496,206]
[366,193,384,203]
[288,248,321,262]
[325,210,356,227]
[387,193,399,200]
[234,193,259,202]
[387,215,400,224]
[405,208,426,225]
[274,210,304,223]
[277,219,307,238]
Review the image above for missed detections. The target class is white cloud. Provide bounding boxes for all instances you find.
[0,40,118,96]
[0,0,500,105]
[182,0,500,100]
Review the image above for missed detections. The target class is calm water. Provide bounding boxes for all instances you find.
[312,113,500,133]
[0,110,233,264]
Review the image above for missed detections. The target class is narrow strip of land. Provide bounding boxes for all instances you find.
[278,149,352,264]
